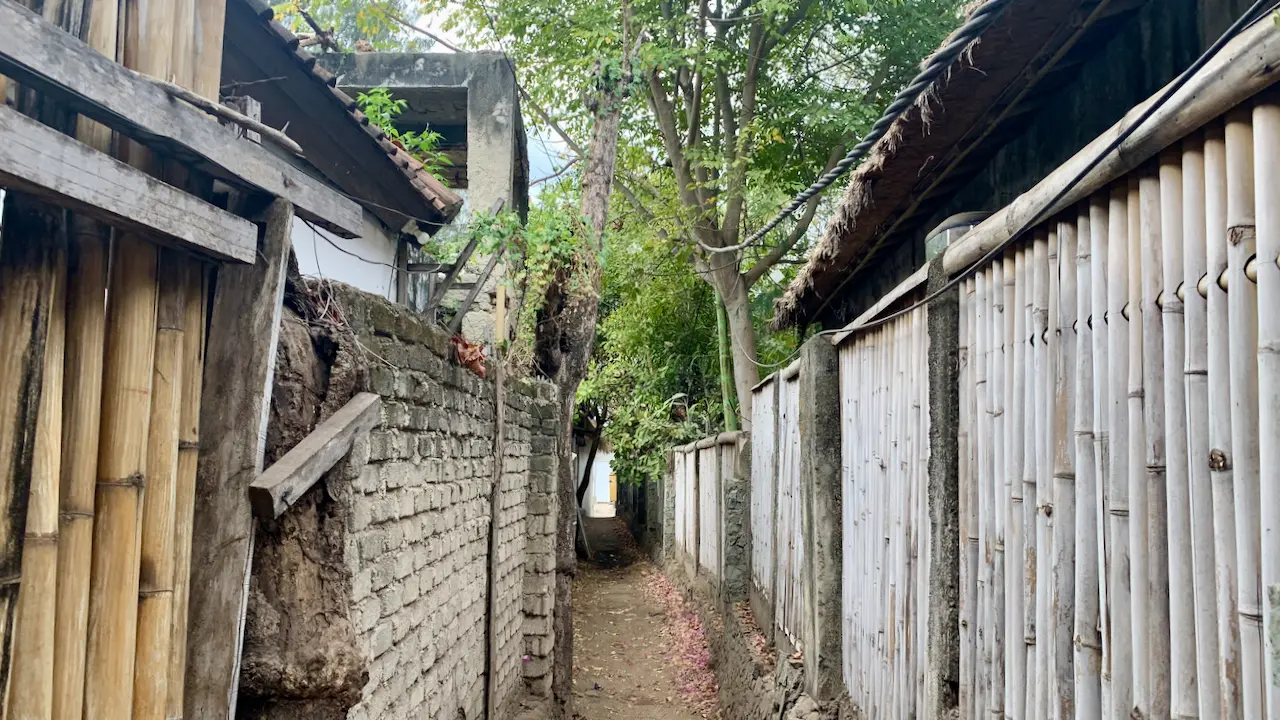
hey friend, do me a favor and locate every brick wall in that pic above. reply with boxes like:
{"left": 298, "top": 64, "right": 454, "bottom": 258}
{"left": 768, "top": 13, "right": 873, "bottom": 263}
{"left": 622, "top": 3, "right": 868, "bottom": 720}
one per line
{"left": 325, "top": 284, "right": 559, "bottom": 720}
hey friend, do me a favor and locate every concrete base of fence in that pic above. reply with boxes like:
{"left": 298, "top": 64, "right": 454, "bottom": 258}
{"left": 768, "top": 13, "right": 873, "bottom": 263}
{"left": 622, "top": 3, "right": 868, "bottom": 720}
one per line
{"left": 797, "top": 335, "right": 844, "bottom": 702}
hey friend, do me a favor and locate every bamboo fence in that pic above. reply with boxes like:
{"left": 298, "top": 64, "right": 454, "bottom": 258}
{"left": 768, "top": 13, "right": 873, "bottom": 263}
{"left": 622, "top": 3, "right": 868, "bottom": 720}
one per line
{"left": 750, "top": 378, "right": 778, "bottom": 604}
{"left": 0, "top": 0, "right": 219, "bottom": 717}
{"left": 837, "top": 304, "right": 930, "bottom": 718}
{"left": 775, "top": 374, "right": 804, "bottom": 647}
{"left": 697, "top": 443, "right": 720, "bottom": 578}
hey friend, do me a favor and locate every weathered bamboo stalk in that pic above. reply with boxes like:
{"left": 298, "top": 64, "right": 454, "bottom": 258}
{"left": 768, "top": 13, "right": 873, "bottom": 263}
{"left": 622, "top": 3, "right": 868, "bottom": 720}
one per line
{"left": 1031, "top": 232, "right": 1050, "bottom": 720}
{"left": 1075, "top": 200, "right": 1104, "bottom": 720}
{"left": 959, "top": 276, "right": 975, "bottom": 720}
{"left": 991, "top": 254, "right": 1008, "bottom": 719}
{"left": 1007, "top": 246, "right": 1026, "bottom": 720}
{"left": 1158, "top": 149, "right": 1198, "bottom": 718}
{"left": 977, "top": 265, "right": 995, "bottom": 718}
{"left": 1224, "top": 107, "right": 1264, "bottom": 720}
{"left": 133, "top": 249, "right": 187, "bottom": 719}
{"left": 1125, "top": 176, "right": 1150, "bottom": 719}
{"left": 1090, "top": 191, "right": 1114, "bottom": 718}
{"left": 1138, "top": 170, "right": 1170, "bottom": 720}
{"left": 1180, "top": 133, "right": 1224, "bottom": 720}
{"left": 6, "top": 235, "right": 65, "bottom": 720}
{"left": 1107, "top": 181, "right": 1133, "bottom": 720}
{"left": 1204, "top": 122, "right": 1244, "bottom": 720}
{"left": 83, "top": 0, "right": 175, "bottom": 710}
{"left": 51, "top": 0, "right": 118, "bottom": 712}
{"left": 1252, "top": 97, "right": 1280, "bottom": 720}
{"left": 1051, "top": 219, "right": 1076, "bottom": 720}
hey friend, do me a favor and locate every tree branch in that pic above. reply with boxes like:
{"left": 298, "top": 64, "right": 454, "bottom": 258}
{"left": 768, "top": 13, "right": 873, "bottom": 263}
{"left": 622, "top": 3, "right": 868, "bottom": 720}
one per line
{"left": 741, "top": 141, "right": 843, "bottom": 286}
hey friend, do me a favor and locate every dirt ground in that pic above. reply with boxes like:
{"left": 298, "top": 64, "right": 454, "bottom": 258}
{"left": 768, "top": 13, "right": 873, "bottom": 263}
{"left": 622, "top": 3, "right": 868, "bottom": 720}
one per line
{"left": 569, "top": 517, "right": 711, "bottom": 720}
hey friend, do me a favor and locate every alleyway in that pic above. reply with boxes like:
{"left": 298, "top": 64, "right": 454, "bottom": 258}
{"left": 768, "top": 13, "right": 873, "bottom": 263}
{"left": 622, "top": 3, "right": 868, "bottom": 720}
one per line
{"left": 571, "top": 518, "right": 717, "bottom": 719}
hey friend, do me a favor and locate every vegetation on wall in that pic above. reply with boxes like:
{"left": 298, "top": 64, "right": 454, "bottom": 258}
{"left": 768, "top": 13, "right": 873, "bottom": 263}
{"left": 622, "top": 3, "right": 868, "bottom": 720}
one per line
{"left": 355, "top": 88, "right": 452, "bottom": 182}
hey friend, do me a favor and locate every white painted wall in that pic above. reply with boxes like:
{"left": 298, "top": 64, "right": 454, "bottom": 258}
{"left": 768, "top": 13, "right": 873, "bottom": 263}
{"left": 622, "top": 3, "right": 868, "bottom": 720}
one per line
{"left": 292, "top": 212, "right": 398, "bottom": 301}
{"left": 575, "top": 443, "right": 615, "bottom": 518}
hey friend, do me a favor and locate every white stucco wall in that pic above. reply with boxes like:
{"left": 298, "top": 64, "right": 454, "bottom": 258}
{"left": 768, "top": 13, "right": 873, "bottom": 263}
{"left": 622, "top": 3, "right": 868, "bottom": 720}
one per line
{"left": 292, "top": 211, "right": 398, "bottom": 301}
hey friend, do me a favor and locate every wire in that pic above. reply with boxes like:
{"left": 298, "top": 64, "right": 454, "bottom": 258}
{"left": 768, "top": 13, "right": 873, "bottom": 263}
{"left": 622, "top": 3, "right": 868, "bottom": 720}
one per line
{"left": 704, "top": 0, "right": 1016, "bottom": 255}
{"left": 303, "top": 217, "right": 451, "bottom": 274}
{"left": 820, "top": 0, "right": 1278, "bottom": 339}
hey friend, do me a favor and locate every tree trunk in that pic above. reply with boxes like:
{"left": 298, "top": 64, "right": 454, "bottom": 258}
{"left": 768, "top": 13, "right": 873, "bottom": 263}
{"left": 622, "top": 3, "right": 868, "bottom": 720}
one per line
{"left": 716, "top": 298, "right": 738, "bottom": 432}
{"left": 545, "top": 94, "right": 623, "bottom": 720}
{"left": 718, "top": 272, "right": 759, "bottom": 430}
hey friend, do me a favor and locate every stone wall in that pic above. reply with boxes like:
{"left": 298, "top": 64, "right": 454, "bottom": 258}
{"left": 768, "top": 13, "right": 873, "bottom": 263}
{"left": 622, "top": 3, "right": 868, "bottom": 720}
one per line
{"left": 243, "top": 279, "right": 559, "bottom": 720}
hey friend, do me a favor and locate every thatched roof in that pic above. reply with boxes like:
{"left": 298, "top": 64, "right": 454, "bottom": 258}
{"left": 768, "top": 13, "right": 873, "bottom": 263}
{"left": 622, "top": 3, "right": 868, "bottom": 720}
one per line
{"left": 774, "top": 0, "right": 1149, "bottom": 329}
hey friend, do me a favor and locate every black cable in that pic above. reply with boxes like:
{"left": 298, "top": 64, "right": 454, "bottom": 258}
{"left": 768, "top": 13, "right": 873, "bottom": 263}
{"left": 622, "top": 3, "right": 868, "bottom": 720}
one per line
{"left": 708, "top": 0, "right": 1016, "bottom": 254}
{"left": 819, "top": 0, "right": 1277, "bottom": 339}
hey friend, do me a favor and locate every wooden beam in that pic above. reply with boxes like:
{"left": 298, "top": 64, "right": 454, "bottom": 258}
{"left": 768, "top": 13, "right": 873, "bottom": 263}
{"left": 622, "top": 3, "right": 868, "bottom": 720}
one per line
{"left": 426, "top": 198, "right": 505, "bottom": 313}
{"left": 248, "top": 392, "right": 381, "bottom": 519}
{"left": 184, "top": 199, "right": 292, "bottom": 719}
{"left": 0, "top": 103, "right": 255, "bottom": 263}
{"left": 0, "top": 0, "right": 363, "bottom": 238}
{"left": 449, "top": 243, "right": 506, "bottom": 335}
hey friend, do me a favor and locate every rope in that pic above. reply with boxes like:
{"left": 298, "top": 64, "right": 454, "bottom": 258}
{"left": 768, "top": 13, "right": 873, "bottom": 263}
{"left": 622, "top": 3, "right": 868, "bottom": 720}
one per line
{"left": 705, "top": 0, "right": 1016, "bottom": 254}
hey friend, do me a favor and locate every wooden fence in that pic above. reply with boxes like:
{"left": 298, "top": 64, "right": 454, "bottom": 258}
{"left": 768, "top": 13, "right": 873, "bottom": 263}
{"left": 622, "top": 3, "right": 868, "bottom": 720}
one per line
{"left": 750, "top": 377, "right": 778, "bottom": 607}
{"left": 837, "top": 304, "right": 931, "bottom": 718}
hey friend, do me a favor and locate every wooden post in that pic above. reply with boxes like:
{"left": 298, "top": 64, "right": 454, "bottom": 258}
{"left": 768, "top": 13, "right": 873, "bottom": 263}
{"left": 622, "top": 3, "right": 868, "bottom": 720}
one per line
{"left": 1224, "top": 107, "right": 1264, "bottom": 720}
{"left": 1204, "top": 122, "right": 1244, "bottom": 718}
{"left": 184, "top": 199, "right": 293, "bottom": 719}
{"left": 1252, "top": 96, "right": 1280, "bottom": 720}
{"left": 1180, "top": 133, "right": 1224, "bottom": 720}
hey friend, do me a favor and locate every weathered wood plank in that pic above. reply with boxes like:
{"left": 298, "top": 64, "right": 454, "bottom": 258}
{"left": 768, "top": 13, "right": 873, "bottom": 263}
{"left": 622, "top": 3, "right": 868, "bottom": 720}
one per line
{"left": 0, "top": 0, "right": 363, "bottom": 238}
{"left": 427, "top": 198, "right": 505, "bottom": 312}
{"left": 248, "top": 392, "right": 381, "bottom": 519}
{"left": 184, "top": 199, "right": 293, "bottom": 719}
{"left": 0, "top": 103, "right": 255, "bottom": 263}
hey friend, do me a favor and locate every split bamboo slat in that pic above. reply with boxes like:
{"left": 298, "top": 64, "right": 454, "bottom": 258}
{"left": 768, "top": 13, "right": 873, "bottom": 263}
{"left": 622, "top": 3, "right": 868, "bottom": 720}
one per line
{"left": 959, "top": 277, "right": 976, "bottom": 720}
{"left": 1204, "top": 122, "right": 1245, "bottom": 720}
{"left": 1107, "top": 181, "right": 1134, "bottom": 720}
{"left": 837, "top": 304, "right": 930, "bottom": 717}
{"left": 1089, "top": 190, "right": 1113, "bottom": 720}
{"left": 698, "top": 443, "right": 720, "bottom": 578}
{"left": 1050, "top": 219, "right": 1076, "bottom": 720}
{"left": 1005, "top": 246, "right": 1025, "bottom": 720}
{"left": 1254, "top": 95, "right": 1280, "bottom": 719}
{"left": 776, "top": 375, "right": 804, "bottom": 646}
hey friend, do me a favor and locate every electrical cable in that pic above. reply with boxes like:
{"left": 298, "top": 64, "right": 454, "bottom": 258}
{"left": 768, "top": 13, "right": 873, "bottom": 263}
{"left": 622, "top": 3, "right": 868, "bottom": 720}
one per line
{"left": 814, "top": 0, "right": 1279, "bottom": 340}
{"left": 705, "top": 0, "right": 1016, "bottom": 255}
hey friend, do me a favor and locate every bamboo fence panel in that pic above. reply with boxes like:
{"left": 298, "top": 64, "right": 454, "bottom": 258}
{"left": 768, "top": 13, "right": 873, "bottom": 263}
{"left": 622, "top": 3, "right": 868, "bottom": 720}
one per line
{"left": 698, "top": 443, "right": 720, "bottom": 578}
{"left": 674, "top": 449, "right": 687, "bottom": 555}
{"left": 775, "top": 374, "right": 804, "bottom": 647}
{"left": 684, "top": 449, "right": 697, "bottom": 560}
{"left": 837, "top": 303, "right": 930, "bottom": 718}
{"left": 751, "top": 379, "right": 778, "bottom": 602}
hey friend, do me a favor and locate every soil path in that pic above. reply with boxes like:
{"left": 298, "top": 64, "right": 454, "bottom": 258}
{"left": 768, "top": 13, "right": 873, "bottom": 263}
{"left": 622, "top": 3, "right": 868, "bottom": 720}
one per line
{"left": 570, "top": 517, "right": 711, "bottom": 720}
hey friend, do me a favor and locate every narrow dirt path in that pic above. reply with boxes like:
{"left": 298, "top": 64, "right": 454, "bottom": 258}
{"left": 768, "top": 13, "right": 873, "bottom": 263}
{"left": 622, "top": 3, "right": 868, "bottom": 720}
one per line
{"left": 571, "top": 517, "right": 716, "bottom": 719}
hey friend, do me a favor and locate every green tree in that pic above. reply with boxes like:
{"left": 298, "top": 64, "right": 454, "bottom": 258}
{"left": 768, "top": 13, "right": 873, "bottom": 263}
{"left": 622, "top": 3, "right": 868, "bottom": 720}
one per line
{"left": 272, "top": 0, "right": 435, "bottom": 51}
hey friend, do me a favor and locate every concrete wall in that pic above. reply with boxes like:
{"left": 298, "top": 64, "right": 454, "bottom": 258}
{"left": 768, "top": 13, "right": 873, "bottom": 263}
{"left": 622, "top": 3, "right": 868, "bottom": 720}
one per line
{"left": 249, "top": 282, "right": 560, "bottom": 720}
{"left": 292, "top": 211, "right": 399, "bottom": 302}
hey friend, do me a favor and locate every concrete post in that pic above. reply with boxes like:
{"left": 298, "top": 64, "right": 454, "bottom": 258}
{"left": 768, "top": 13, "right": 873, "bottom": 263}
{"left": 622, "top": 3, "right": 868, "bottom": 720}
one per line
{"left": 925, "top": 255, "right": 961, "bottom": 717}
{"left": 719, "top": 433, "right": 750, "bottom": 603}
{"left": 797, "top": 335, "right": 843, "bottom": 701}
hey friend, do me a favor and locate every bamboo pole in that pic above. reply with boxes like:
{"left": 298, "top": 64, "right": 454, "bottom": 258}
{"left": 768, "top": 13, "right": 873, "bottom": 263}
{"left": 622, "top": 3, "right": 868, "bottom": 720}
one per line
{"left": 1180, "top": 133, "right": 1223, "bottom": 720}
{"left": 1051, "top": 219, "right": 1076, "bottom": 720}
{"left": 133, "top": 250, "right": 187, "bottom": 719}
{"left": 83, "top": 0, "right": 175, "bottom": 709}
{"left": 1224, "top": 107, "right": 1264, "bottom": 720}
{"left": 1253, "top": 96, "right": 1280, "bottom": 720}
{"left": 959, "top": 277, "right": 975, "bottom": 720}
{"left": 1090, "top": 191, "right": 1114, "bottom": 718}
{"left": 991, "top": 254, "right": 1008, "bottom": 719}
{"left": 977, "top": 266, "right": 993, "bottom": 718}
{"left": 1204, "top": 121, "right": 1244, "bottom": 720}
{"left": 167, "top": 260, "right": 204, "bottom": 720}
{"left": 1007, "top": 246, "right": 1026, "bottom": 720}
{"left": 1158, "top": 150, "right": 1197, "bottom": 717}
{"left": 1107, "top": 181, "right": 1133, "bottom": 720}
{"left": 1138, "top": 169, "right": 1171, "bottom": 720}
{"left": 1074, "top": 201, "right": 1104, "bottom": 720}
{"left": 1031, "top": 232, "right": 1051, "bottom": 720}
{"left": 5, "top": 237, "right": 65, "bottom": 720}
{"left": 1125, "top": 176, "right": 1150, "bottom": 719}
